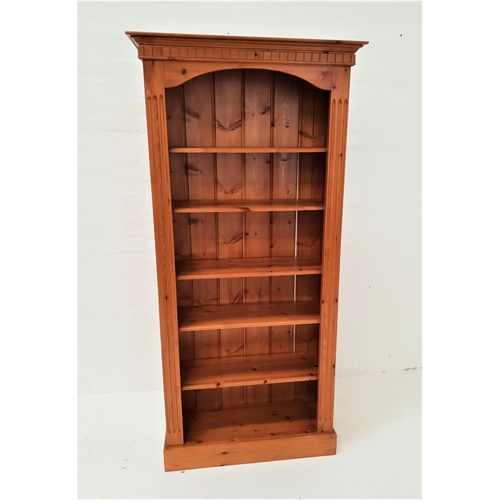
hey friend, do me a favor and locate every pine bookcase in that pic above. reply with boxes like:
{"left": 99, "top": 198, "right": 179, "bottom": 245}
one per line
{"left": 126, "top": 31, "right": 367, "bottom": 471}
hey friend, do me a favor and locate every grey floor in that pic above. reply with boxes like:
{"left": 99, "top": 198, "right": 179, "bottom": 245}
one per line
{"left": 78, "top": 370, "right": 421, "bottom": 499}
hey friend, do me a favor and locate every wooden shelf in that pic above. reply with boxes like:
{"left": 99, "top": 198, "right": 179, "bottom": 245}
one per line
{"left": 181, "top": 352, "right": 318, "bottom": 391}
{"left": 175, "top": 256, "right": 322, "bottom": 280}
{"left": 172, "top": 199, "right": 324, "bottom": 213}
{"left": 164, "top": 399, "right": 336, "bottom": 471}
{"left": 184, "top": 399, "right": 317, "bottom": 443}
{"left": 178, "top": 301, "right": 320, "bottom": 332}
{"left": 169, "top": 147, "right": 327, "bottom": 153}
{"left": 129, "top": 30, "right": 366, "bottom": 471}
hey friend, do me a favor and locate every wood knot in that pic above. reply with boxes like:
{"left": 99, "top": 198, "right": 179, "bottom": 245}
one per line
{"left": 181, "top": 68, "right": 187, "bottom": 75}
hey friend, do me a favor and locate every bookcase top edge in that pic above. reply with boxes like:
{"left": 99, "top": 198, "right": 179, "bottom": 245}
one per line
{"left": 125, "top": 31, "right": 369, "bottom": 53}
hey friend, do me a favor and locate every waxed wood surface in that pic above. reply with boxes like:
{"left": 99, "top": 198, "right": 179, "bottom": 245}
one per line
{"left": 295, "top": 82, "right": 328, "bottom": 401}
{"left": 243, "top": 70, "right": 273, "bottom": 404}
{"left": 184, "top": 74, "right": 220, "bottom": 410}
{"left": 184, "top": 399, "right": 317, "bottom": 443}
{"left": 175, "top": 256, "right": 321, "bottom": 280}
{"left": 317, "top": 66, "right": 351, "bottom": 432}
{"left": 172, "top": 199, "right": 324, "bottom": 213}
{"left": 167, "top": 70, "right": 327, "bottom": 412}
{"left": 178, "top": 301, "right": 320, "bottom": 332}
{"left": 131, "top": 32, "right": 364, "bottom": 467}
{"left": 164, "top": 429, "right": 336, "bottom": 471}
{"left": 181, "top": 352, "right": 318, "bottom": 391}
{"left": 169, "top": 147, "right": 327, "bottom": 153}
{"left": 269, "top": 73, "right": 300, "bottom": 402}
{"left": 215, "top": 70, "right": 245, "bottom": 407}
{"left": 143, "top": 60, "right": 184, "bottom": 445}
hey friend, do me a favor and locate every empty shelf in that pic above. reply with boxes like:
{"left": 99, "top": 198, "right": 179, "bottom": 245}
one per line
{"left": 183, "top": 399, "right": 318, "bottom": 444}
{"left": 177, "top": 301, "right": 320, "bottom": 332}
{"left": 169, "top": 147, "right": 327, "bottom": 153}
{"left": 181, "top": 352, "right": 318, "bottom": 391}
{"left": 175, "top": 256, "right": 322, "bottom": 280}
{"left": 172, "top": 199, "right": 324, "bottom": 213}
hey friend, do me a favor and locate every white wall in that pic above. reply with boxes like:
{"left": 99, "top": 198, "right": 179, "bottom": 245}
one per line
{"left": 78, "top": 1, "right": 421, "bottom": 394}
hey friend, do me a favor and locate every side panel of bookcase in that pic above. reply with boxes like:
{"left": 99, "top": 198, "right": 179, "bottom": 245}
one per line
{"left": 317, "top": 67, "right": 351, "bottom": 433}
{"left": 143, "top": 60, "right": 184, "bottom": 445}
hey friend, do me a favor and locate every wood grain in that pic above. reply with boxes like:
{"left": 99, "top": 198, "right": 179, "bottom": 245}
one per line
{"left": 175, "top": 256, "right": 321, "bottom": 280}
{"left": 317, "top": 66, "right": 351, "bottom": 433}
{"left": 214, "top": 70, "right": 245, "bottom": 407}
{"left": 184, "top": 399, "right": 317, "bottom": 442}
{"left": 165, "top": 398, "right": 335, "bottom": 471}
{"left": 164, "top": 431, "right": 336, "bottom": 471}
{"left": 126, "top": 30, "right": 368, "bottom": 52}
{"left": 181, "top": 352, "right": 318, "bottom": 391}
{"left": 170, "top": 147, "right": 326, "bottom": 153}
{"left": 130, "top": 31, "right": 367, "bottom": 470}
{"left": 184, "top": 73, "right": 220, "bottom": 410}
{"left": 165, "top": 84, "right": 196, "bottom": 410}
{"left": 270, "top": 72, "right": 300, "bottom": 402}
{"left": 162, "top": 61, "right": 338, "bottom": 90}
{"left": 172, "top": 199, "right": 324, "bottom": 213}
{"left": 243, "top": 69, "right": 273, "bottom": 404}
{"left": 295, "top": 81, "right": 328, "bottom": 401}
{"left": 143, "top": 60, "right": 184, "bottom": 445}
{"left": 178, "top": 301, "right": 320, "bottom": 332}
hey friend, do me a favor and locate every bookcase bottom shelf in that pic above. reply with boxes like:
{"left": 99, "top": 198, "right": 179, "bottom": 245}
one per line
{"left": 164, "top": 400, "right": 336, "bottom": 471}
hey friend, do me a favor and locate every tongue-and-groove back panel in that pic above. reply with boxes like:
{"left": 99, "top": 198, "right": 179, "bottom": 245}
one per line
{"left": 166, "top": 69, "right": 327, "bottom": 410}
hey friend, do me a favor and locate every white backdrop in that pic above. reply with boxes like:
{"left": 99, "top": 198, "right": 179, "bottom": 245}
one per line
{"left": 78, "top": 1, "right": 421, "bottom": 395}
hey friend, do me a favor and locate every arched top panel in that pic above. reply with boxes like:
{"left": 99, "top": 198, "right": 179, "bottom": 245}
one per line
{"left": 164, "top": 67, "right": 331, "bottom": 151}
{"left": 126, "top": 31, "right": 368, "bottom": 92}
{"left": 162, "top": 61, "right": 335, "bottom": 91}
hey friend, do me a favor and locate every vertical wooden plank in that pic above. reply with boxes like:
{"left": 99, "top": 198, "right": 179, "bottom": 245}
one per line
{"left": 244, "top": 69, "right": 272, "bottom": 404}
{"left": 270, "top": 73, "right": 300, "bottom": 402}
{"left": 165, "top": 84, "right": 191, "bottom": 284}
{"left": 273, "top": 73, "right": 301, "bottom": 146}
{"left": 293, "top": 381, "right": 317, "bottom": 402}
{"left": 294, "top": 154, "right": 323, "bottom": 401}
{"left": 214, "top": 70, "right": 245, "bottom": 407}
{"left": 317, "top": 67, "right": 351, "bottom": 433}
{"left": 184, "top": 73, "right": 220, "bottom": 410}
{"left": 193, "top": 330, "right": 219, "bottom": 410}
{"left": 299, "top": 81, "right": 329, "bottom": 148}
{"left": 167, "top": 84, "right": 190, "bottom": 257}
{"left": 166, "top": 84, "right": 196, "bottom": 410}
{"left": 295, "top": 154, "right": 324, "bottom": 331}
{"left": 142, "top": 60, "right": 184, "bottom": 445}
{"left": 295, "top": 83, "right": 328, "bottom": 401}
{"left": 166, "top": 83, "right": 191, "bottom": 287}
